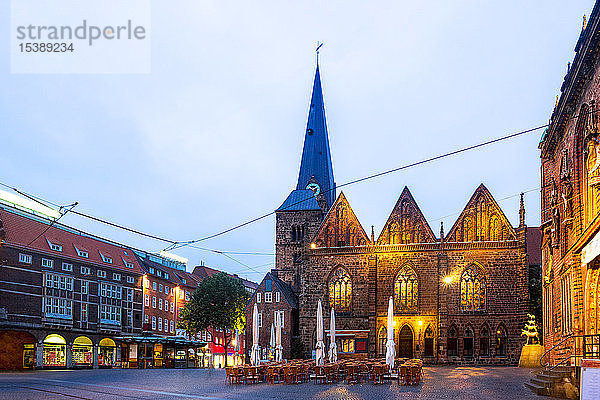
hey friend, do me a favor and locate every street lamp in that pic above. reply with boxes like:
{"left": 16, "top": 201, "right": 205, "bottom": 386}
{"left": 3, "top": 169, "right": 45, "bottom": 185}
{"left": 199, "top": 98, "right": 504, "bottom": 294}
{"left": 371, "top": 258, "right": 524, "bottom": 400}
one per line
{"left": 443, "top": 276, "right": 454, "bottom": 284}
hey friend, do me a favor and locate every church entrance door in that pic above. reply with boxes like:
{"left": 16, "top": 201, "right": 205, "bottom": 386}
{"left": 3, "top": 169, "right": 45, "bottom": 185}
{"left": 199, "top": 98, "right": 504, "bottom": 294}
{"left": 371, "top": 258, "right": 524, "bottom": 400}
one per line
{"left": 398, "top": 325, "right": 413, "bottom": 359}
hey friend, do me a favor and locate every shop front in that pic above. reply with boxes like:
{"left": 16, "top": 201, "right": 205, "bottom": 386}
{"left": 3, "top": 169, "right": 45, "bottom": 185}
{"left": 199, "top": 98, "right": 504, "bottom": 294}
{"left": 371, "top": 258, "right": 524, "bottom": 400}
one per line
{"left": 114, "top": 335, "right": 206, "bottom": 369}
{"left": 98, "top": 338, "right": 116, "bottom": 368}
{"left": 153, "top": 343, "right": 164, "bottom": 368}
{"left": 0, "top": 330, "right": 36, "bottom": 370}
{"left": 120, "top": 342, "right": 138, "bottom": 368}
{"left": 43, "top": 334, "right": 67, "bottom": 368}
{"left": 72, "top": 336, "right": 93, "bottom": 368}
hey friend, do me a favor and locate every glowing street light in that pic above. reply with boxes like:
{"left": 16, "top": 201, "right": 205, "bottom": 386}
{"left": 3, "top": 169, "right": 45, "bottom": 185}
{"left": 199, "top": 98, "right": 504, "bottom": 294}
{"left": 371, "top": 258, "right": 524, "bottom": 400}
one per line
{"left": 443, "top": 276, "right": 454, "bottom": 284}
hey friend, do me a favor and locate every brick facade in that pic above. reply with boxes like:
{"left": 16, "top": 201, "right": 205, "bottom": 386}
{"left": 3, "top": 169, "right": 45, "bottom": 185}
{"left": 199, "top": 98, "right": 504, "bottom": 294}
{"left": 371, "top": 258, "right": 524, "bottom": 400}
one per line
{"left": 539, "top": 1, "right": 600, "bottom": 365}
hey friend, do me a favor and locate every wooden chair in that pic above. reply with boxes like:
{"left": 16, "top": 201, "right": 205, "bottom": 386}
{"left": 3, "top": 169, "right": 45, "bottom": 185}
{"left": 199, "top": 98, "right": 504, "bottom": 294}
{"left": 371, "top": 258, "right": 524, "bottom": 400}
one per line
{"left": 358, "top": 363, "right": 370, "bottom": 383}
{"left": 372, "top": 364, "right": 386, "bottom": 384}
{"left": 313, "top": 365, "right": 326, "bottom": 384}
{"left": 411, "top": 365, "right": 421, "bottom": 385}
{"left": 346, "top": 364, "right": 358, "bottom": 384}
{"left": 225, "top": 367, "right": 234, "bottom": 384}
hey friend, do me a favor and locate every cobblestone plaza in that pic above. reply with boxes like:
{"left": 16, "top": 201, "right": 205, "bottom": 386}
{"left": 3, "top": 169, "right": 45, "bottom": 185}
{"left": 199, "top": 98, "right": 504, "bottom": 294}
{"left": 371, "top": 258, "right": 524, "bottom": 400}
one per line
{"left": 0, "top": 367, "right": 540, "bottom": 399}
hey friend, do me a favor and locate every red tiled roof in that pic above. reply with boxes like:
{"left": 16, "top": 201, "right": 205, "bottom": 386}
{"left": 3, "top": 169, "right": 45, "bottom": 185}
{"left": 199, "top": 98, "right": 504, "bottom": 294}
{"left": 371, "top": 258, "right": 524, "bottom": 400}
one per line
{"left": 0, "top": 206, "right": 143, "bottom": 274}
{"left": 192, "top": 265, "right": 257, "bottom": 289}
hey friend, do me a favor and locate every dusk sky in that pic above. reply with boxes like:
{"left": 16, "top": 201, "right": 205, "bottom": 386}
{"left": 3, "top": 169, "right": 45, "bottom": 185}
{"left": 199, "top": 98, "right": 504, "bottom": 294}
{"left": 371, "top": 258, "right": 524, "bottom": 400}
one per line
{"left": 1, "top": 1, "right": 594, "bottom": 281}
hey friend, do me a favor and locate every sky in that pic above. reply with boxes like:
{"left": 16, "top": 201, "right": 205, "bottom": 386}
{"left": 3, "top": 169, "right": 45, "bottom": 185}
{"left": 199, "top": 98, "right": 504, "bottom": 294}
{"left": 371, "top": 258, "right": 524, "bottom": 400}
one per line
{"left": 0, "top": 1, "right": 595, "bottom": 281}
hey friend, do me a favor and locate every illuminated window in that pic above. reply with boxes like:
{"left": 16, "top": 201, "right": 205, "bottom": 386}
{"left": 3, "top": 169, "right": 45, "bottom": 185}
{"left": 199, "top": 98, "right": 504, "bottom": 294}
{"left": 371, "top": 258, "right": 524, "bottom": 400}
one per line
{"left": 378, "top": 327, "right": 387, "bottom": 356}
{"left": 328, "top": 267, "right": 352, "bottom": 312}
{"left": 489, "top": 216, "right": 500, "bottom": 241}
{"left": 394, "top": 265, "right": 418, "bottom": 312}
{"left": 496, "top": 325, "right": 507, "bottom": 356}
{"left": 460, "top": 264, "right": 486, "bottom": 312}
{"left": 463, "top": 218, "right": 474, "bottom": 241}
{"left": 338, "top": 338, "right": 354, "bottom": 353}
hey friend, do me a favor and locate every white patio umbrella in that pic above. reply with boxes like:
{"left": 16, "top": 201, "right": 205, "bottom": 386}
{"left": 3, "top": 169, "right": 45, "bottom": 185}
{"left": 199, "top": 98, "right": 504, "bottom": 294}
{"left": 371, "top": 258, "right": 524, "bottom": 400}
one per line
{"left": 269, "top": 323, "right": 275, "bottom": 360}
{"left": 250, "top": 303, "right": 261, "bottom": 366}
{"left": 328, "top": 307, "right": 337, "bottom": 363}
{"left": 385, "top": 296, "right": 396, "bottom": 372}
{"left": 234, "top": 329, "right": 240, "bottom": 365}
{"left": 275, "top": 312, "right": 283, "bottom": 362}
{"left": 315, "top": 300, "right": 325, "bottom": 366}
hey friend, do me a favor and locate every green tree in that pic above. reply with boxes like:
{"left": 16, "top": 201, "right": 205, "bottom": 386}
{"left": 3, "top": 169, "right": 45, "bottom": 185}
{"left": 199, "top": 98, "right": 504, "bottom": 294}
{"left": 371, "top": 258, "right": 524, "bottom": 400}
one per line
{"left": 177, "top": 272, "right": 250, "bottom": 367}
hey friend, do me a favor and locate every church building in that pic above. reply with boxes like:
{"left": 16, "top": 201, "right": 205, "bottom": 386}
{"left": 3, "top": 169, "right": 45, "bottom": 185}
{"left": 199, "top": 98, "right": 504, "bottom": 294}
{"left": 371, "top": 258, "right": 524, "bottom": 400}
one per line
{"left": 246, "top": 60, "right": 534, "bottom": 364}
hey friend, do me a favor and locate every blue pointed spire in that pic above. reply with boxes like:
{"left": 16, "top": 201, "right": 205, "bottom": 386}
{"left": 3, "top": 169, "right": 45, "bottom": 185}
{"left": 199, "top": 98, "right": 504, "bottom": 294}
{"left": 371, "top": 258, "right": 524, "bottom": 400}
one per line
{"left": 296, "top": 62, "right": 336, "bottom": 208}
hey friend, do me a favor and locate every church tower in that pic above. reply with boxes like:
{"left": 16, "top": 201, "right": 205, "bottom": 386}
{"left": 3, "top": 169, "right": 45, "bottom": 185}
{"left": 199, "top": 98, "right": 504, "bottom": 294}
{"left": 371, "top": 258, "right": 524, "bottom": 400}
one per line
{"left": 275, "top": 59, "right": 335, "bottom": 291}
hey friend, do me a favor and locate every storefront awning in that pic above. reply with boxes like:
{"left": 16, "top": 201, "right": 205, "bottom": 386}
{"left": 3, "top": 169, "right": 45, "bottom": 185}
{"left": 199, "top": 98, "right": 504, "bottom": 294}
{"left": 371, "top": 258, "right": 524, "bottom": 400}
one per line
{"left": 114, "top": 335, "right": 207, "bottom": 347}
{"left": 582, "top": 229, "right": 600, "bottom": 266}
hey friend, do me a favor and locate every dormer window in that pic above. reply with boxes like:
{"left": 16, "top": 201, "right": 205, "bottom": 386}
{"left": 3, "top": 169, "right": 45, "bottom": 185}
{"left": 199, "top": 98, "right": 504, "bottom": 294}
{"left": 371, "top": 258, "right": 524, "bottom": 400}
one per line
{"left": 149, "top": 267, "right": 155, "bottom": 274}
{"left": 164, "top": 273, "right": 169, "bottom": 280}
{"left": 99, "top": 252, "right": 112, "bottom": 264}
{"left": 124, "top": 260, "right": 134, "bottom": 268}
{"left": 181, "top": 278, "right": 186, "bottom": 284}
{"left": 74, "top": 246, "right": 88, "bottom": 258}
{"left": 46, "top": 239, "right": 62, "bottom": 252}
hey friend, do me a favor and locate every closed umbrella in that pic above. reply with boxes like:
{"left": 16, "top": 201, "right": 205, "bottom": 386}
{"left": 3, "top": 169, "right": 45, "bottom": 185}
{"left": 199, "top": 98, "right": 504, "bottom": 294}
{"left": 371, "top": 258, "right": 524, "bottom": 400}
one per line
{"left": 275, "top": 312, "right": 283, "bottom": 362}
{"left": 328, "top": 307, "right": 337, "bottom": 363}
{"left": 385, "top": 296, "right": 396, "bottom": 372}
{"left": 250, "top": 303, "right": 260, "bottom": 366}
{"left": 315, "top": 300, "right": 325, "bottom": 366}
{"left": 269, "top": 323, "right": 275, "bottom": 360}
{"left": 234, "top": 329, "right": 240, "bottom": 365}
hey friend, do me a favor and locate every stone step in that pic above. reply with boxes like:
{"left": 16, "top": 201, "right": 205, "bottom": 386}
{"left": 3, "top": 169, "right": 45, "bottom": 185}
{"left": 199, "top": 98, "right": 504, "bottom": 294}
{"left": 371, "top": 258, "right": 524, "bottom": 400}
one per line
{"left": 524, "top": 382, "right": 549, "bottom": 396}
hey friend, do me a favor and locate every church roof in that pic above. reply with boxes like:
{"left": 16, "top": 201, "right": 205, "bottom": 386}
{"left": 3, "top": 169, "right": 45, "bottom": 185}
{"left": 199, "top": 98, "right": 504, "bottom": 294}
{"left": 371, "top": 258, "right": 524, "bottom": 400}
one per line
{"left": 296, "top": 63, "right": 336, "bottom": 208}
{"left": 277, "top": 189, "right": 321, "bottom": 211}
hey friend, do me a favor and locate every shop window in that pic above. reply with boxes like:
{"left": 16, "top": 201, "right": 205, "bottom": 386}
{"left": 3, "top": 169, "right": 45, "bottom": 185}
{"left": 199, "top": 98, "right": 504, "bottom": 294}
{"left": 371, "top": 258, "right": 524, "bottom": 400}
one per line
{"left": 72, "top": 336, "right": 93, "bottom": 367}
{"left": 338, "top": 338, "right": 354, "bottom": 353}
{"left": 328, "top": 267, "right": 352, "bottom": 313}
{"left": 98, "top": 338, "right": 116, "bottom": 367}
{"left": 43, "top": 334, "right": 66, "bottom": 367}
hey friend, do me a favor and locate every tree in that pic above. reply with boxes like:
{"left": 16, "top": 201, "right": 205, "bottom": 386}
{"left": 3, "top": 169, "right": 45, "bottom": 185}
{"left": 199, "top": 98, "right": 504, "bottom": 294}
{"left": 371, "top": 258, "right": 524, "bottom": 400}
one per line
{"left": 177, "top": 272, "right": 250, "bottom": 367}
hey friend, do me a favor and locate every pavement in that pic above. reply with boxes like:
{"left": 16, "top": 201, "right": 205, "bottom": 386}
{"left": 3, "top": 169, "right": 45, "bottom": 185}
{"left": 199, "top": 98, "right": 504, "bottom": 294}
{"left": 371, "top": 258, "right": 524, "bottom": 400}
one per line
{"left": 0, "top": 366, "right": 541, "bottom": 400}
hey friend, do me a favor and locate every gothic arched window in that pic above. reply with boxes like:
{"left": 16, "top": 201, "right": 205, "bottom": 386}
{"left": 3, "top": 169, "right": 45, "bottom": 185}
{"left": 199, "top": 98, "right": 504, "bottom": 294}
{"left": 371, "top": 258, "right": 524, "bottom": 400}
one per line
{"left": 401, "top": 200, "right": 412, "bottom": 243}
{"left": 480, "top": 325, "right": 490, "bottom": 356}
{"left": 476, "top": 199, "right": 487, "bottom": 241}
{"left": 463, "top": 218, "right": 474, "bottom": 242}
{"left": 496, "top": 325, "right": 507, "bottom": 356}
{"left": 460, "top": 264, "right": 486, "bottom": 312}
{"left": 463, "top": 327, "right": 474, "bottom": 357}
{"left": 378, "top": 327, "right": 387, "bottom": 356}
{"left": 489, "top": 216, "right": 500, "bottom": 241}
{"left": 389, "top": 222, "right": 400, "bottom": 245}
{"left": 329, "top": 268, "right": 352, "bottom": 312}
{"left": 394, "top": 266, "right": 418, "bottom": 312}
{"left": 447, "top": 325, "right": 458, "bottom": 356}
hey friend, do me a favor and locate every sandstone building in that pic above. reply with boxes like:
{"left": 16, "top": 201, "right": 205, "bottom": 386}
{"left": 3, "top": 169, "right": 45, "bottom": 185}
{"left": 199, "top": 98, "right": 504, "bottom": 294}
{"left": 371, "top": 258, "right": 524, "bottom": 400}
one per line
{"left": 247, "top": 61, "right": 537, "bottom": 364}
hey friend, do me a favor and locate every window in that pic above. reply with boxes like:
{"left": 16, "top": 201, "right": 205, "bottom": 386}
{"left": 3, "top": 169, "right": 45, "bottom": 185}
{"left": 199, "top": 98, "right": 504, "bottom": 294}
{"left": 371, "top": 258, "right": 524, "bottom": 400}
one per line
{"left": 127, "top": 310, "right": 133, "bottom": 327}
{"left": 145, "top": 294, "right": 149, "bottom": 307}
{"left": 447, "top": 326, "right": 458, "bottom": 356}
{"left": 81, "top": 303, "right": 88, "bottom": 322}
{"left": 265, "top": 292, "right": 272, "bottom": 303}
{"left": 394, "top": 265, "right": 418, "bottom": 312}
{"left": 170, "top": 320, "right": 174, "bottom": 333}
{"left": 62, "top": 262, "right": 73, "bottom": 272}
{"left": 81, "top": 266, "right": 91, "bottom": 275}
{"left": 258, "top": 312, "right": 263, "bottom": 328}
{"left": 460, "top": 264, "right": 486, "bottom": 312}
{"left": 99, "top": 252, "right": 112, "bottom": 264}
{"left": 424, "top": 326, "right": 434, "bottom": 357}
{"left": 126, "top": 288, "right": 133, "bottom": 302}
{"left": 145, "top": 314, "right": 149, "bottom": 324}
{"left": 463, "top": 327, "right": 474, "bottom": 357}
{"left": 127, "top": 276, "right": 134, "bottom": 284}
{"left": 97, "top": 270, "right": 106, "bottom": 278}
{"left": 149, "top": 267, "right": 155, "bottom": 274}
{"left": 170, "top": 301, "right": 174, "bottom": 313}
{"left": 113, "top": 273, "right": 121, "bottom": 281}
{"left": 339, "top": 338, "right": 354, "bottom": 353}
{"left": 158, "top": 318, "right": 162, "bottom": 331}
{"left": 144, "top": 279, "right": 149, "bottom": 289}
{"left": 274, "top": 310, "right": 284, "bottom": 328}
{"left": 328, "top": 267, "right": 352, "bottom": 312}
{"left": 45, "top": 273, "right": 74, "bottom": 291}
{"left": 124, "top": 261, "right": 134, "bottom": 268}
{"left": 257, "top": 293, "right": 261, "bottom": 303}
{"left": 45, "top": 297, "right": 72, "bottom": 319}
{"left": 74, "top": 246, "right": 88, "bottom": 258}
{"left": 275, "top": 291, "right": 280, "bottom": 303}
{"left": 164, "top": 273, "right": 169, "bottom": 280}
{"left": 265, "top": 279, "right": 272, "bottom": 291}
{"left": 47, "top": 239, "right": 63, "bottom": 252}
{"left": 159, "top": 284, "right": 163, "bottom": 293}
{"left": 19, "top": 253, "right": 32, "bottom": 264}
{"left": 81, "top": 280, "right": 88, "bottom": 295}
{"left": 157, "top": 270, "right": 162, "bottom": 277}
{"left": 180, "top": 278, "right": 186, "bottom": 284}
{"left": 41, "top": 258, "right": 54, "bottom": 268}
{"left": 496, "top": 326, "right": 507, "bottom": 356}
{"left": 152, "top": 282, "right": 157, "bottom": 291}
{"left": 561, "top": 274, "right": 573, "bottom": 334}
{"left": 99, "top": 282, "right": 121, "bottom": 299}
{"left": 152, "top": 316, "right": 156, "bottom": 330}
{"left": 165, "top": 320, "right": 169, "bottom": 332}
{"left": 159, "top": 298, "right": 163, "bottom": 310}
{"left": 378, "top": 327, "right": 387, "bottom": 356}
{"left": 165, "top": 285, "right": 169, "bottom": 295}
{"left": 480, "top": 327, "right": 490, "bottom": 356}
{"left": 152, "top": 297, "right": 156, "bottom": 308}
{"left": 185, "top": 292, "right": 190, "bottom": 301}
